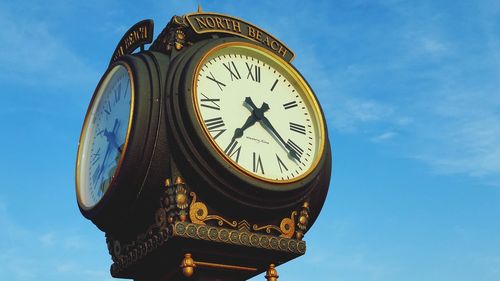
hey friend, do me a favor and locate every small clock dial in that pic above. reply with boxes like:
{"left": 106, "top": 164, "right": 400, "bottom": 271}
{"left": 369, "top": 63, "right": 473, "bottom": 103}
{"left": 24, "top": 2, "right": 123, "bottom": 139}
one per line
{"left": 193, "top": 43, "right": 324, "bottom": 183}
{"left": 77, "top": 64, "right": 133, "bottom": 208}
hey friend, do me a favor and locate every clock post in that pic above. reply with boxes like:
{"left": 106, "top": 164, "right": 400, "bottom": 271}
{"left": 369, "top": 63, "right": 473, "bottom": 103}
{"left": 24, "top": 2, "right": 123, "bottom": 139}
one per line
{"left": 75, "top": 8, "right": 331, "bottom": 281}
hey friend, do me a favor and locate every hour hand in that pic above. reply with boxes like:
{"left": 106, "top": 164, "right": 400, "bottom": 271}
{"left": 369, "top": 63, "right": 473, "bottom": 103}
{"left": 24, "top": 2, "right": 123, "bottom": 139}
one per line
{"left": 232, "top": 114, "right": 257, "bottom": 140}
{"left": 244, "top": 97, "right": 257, "bottom": 110}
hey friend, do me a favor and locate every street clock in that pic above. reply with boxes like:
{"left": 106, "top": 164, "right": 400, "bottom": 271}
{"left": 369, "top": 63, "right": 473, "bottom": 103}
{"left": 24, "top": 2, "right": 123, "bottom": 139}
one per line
{"left": 75, "top": 11, "right": 331, "bottom": 281}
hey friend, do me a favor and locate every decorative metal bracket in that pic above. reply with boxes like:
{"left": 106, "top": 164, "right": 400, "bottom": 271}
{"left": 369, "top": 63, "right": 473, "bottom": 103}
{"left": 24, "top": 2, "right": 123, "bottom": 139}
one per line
{"left": 107, "top": 176, "right": 309, "bottom": 277}
{"left": 180, "top": 253, "right": 258, "bottom": 278}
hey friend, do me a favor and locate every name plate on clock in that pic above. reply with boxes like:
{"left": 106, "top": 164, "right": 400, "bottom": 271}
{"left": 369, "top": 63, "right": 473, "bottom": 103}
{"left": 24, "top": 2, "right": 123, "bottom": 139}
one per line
{"left": 186, "top": 12, "right": 295, "bottom": 62}
{"left": 109, "top": 19, "right": 154, "bottom": 65}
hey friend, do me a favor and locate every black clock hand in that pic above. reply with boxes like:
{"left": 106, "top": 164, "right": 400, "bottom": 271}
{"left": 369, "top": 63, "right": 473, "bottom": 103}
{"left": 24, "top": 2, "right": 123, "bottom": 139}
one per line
{"left": 94, "top": 140, "right": 112, "bottom": 188}
{"left": 94, "top": 119, "right": 121, "bottom": 188}
{"left": 230, "top": 102, "right": 270, "bottom": 141}
{"left": 232, "top": 115, "right": 257, "bottom": 140}
{"left": 259, "top": 114, "right": 300, "bottom": 162}
{"left": 103, "top": 120, "right": 123, "bottom": 153}
{"left": 244, "top": 97, "right": 300, "bottom": 161}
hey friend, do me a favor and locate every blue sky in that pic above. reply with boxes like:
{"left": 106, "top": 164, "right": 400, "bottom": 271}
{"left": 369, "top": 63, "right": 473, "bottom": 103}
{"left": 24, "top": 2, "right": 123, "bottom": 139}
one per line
{"left": 1, "top": 0, "right": 499, "bottom": 280}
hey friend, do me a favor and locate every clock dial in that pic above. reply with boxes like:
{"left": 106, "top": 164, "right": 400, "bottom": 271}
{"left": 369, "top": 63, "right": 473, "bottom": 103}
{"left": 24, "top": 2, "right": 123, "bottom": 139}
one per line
{"left": 193, "top": 42, "right": 324, "bottom": 183}
{"left": 76, "top": 64, "right": 133, "bottom": 209}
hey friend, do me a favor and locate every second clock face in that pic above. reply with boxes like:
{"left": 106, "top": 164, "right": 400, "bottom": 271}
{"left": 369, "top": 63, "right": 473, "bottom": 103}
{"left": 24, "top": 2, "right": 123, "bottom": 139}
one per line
{"left": 193, "top": 42, "right": 324, "bottom": 183}
{"left": 76, "top": 64, "right": 132, "bottom": 209}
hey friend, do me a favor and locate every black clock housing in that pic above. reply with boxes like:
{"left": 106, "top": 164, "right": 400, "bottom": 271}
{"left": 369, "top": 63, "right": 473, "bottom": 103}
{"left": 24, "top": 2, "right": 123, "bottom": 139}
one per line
{"left": 77, "top": 51, "right": 172, "bottom": 236}
{"left": 164, "top": 37, "right": 331, "bottom": 224}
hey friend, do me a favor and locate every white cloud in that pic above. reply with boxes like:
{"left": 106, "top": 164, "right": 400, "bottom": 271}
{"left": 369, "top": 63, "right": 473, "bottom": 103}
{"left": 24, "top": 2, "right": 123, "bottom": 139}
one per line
{"left": 40, "top": 232, "right": 56, "bottom": 247}
{"left": 371, "top": 131, "right": 396, "bottom": 142}
{"left": 0, "top": 3, "right": 97, "bottom": 90}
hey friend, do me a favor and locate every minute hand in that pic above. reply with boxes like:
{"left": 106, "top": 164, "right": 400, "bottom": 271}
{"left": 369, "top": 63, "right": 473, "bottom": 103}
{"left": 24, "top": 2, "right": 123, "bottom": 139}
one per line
{"left": 258, "top": 115, "right": 300, "bottom": 161}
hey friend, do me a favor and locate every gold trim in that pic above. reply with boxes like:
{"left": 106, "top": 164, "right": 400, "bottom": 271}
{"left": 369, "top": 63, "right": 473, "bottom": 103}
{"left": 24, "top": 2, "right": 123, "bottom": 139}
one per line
{"left": 180, "top": 252, "right": 257, "bottom": 277}
{"left": 181, "top": 253, "right": 195, "bottom": 277}
{"left": 195, "top": 261, "right": 257, "bottom": 272}
{"left": 265, "top": 264, "right": 279, "bottom": 281}
{"left": 189, "top": 192, "right": 238, "bottom": 227}
{"left": 192, "top": 41, "right": 326, "bottom": 184}
{"left": 252, "top": 211, "right": 296, "bottom": 238}
{"left": 75, "top": 62, "right": 135, "bottom": 210}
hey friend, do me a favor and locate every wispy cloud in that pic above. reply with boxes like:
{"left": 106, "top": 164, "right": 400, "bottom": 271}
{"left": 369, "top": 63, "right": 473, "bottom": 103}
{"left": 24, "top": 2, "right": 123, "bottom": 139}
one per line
{"left": 0, "top": 2, "right": 97, "bottom": 90}
{"left": 0, "top": 199, "right": 111, "bottom": 281}
{"left": 371, "top": 131, "right": 396, "bottom": 142}
{"left": 239, "top": 0, "right": 500, "bottom": 182}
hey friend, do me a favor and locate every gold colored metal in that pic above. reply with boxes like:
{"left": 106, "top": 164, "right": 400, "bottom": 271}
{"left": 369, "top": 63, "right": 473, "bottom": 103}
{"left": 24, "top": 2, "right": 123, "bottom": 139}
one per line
{"left": 180, "top": 252, "right": 257, "bottom": 275}
{"left": 197, "top": 3, "right": 202, "bottom": 13}
{"left": 188, "top": 192, "right": 208, "bottom": 224}
{"left": 181, "top": 253, "right": 196, "bottom": 277}
{"left": 164, "top": 178, "right": 172, "bottom": 187}
{"left": 237, "top": 220, "right": 251, "bottom": 231}
{"left": 253, "top": 211, "right": 296, "bottom": 238}
{"left": 75, "top": 62, "right": 135, "bottom": 210}
{"left": 279, "top": 211, "right": 296, "bottom": 238}
{"left": 252, "top": 224, "right": 280, "bottom": 234}
{"left": 174, "top": 176, "right": 185, "bottom": 185}
{"left": 265, "top": 264, "right": 279, "bottom": 281}
{"left": 175, "top": 185, "right": 189, "bottom": 209}
{"left": 296, "top": 201, "right": 310, "bottom": 240}
{"left": 188, "top": 192, "right": 238, "bottom": 227}
{"left": 295, "top": 231, "right": 303, "bottom": 240}
{"left": 191, "top": 41, "right": 326, "bottom": 184}
{"left": 195, "top": 261, "right": 257, "bottom": 272}
{"left": 176, "top": 193, "right": 187, "bottom": 207}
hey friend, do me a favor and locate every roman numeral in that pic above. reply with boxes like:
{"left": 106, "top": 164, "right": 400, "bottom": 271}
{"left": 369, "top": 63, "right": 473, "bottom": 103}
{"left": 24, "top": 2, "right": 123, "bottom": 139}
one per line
{"left": 90, "top": 148, "right": 101, "bottom": 166}
{"left": 206, "top": 72, "right": 226, "bottom": 91}
{"left": 287, "top": 139, "right": 304, "bottom": 159}
{"left": 253, "top": 152, "right": 264, "bottom": 174}
{"left": 224, "top": 140, "right": 242, "bottom": 163}
{"left": 276, "top": 154, "right": 288, "bottom": 173}
{"left": 222, "top": 61, "right": 241, "bottom": 81}
{"left": 289, "top": 122, "right": 306, "bottom": 135}
{"left": 245, "top": 62, "right": 261, "bottom": 82}
{"left": 104, "top": 100, "right": 111, "bottom": 115}
{"left": 114, "top": 83, "right": 121, "bottom": 103}
{"left": 91, "top": 166, "right": 101, "bottom": 185}
{"left": 204, "top": 117, "right": 226, "bottom": 139}
{"left": 270, "top": 79, "right": 278, "bottom": 91}
{"left": 199, "top": 93, "right": 221, "bottom": 110}
{"left": 283, "top": 101, "right": 298, "bottom": 110}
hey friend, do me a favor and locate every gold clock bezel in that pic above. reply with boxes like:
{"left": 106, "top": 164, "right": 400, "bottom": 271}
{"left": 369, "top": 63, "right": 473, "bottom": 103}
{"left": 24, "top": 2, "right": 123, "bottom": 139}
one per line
{"left": 75, "top": 62, "right": 135, "bottom": 210}
{"left": 192, "top": 41, "right": 326, "bottom": 184}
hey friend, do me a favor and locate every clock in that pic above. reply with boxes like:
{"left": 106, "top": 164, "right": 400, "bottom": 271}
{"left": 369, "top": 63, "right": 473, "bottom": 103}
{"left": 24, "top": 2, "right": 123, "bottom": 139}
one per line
{"left": 76, "top": 63, "right": 132, "bottom": 209}
{"left": 166, "top": 38, "right": 331, "bottom": 214}
{"left": 76, "top": 53, "right": 170, "bottom": 234}
{"left": 193, "top": 41, "right": 324, "bottom": 183}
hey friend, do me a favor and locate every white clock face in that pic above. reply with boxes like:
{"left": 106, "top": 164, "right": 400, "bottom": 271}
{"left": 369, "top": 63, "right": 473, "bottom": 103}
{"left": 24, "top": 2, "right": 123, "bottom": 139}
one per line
{"left": 193, "top": 43, "right": 324, "bottom": 183}
{"left": 76, "top": 64, "right": 133, "bottom": 209}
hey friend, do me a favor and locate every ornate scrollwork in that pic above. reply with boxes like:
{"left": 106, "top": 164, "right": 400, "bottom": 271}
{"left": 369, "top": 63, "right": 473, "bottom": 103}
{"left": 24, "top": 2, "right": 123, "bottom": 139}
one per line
{"left": 108, "top": 177, "right": 311, "bottom": 277}
{"left": 252, "top": 211, "right": 297, "bottom": 238}
{"left": 149, "top": 15, "right": 191, "bottom": 53}
{"left": 188, "top": 192, "right": 237, "bottom": 227}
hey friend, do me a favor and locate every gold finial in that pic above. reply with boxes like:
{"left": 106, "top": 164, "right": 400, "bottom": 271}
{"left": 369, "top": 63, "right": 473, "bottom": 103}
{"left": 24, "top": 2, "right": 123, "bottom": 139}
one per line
{"left": 265, "top": 264, "right": 279, "bottom": 281}
{"left": 174, "top": 176, "right": 185, "bottom": 185}
{"left": 197, "top": 3, "right": 202, "bottom": 13}
{"left": 181, "top": 253, "right": 196, "bottom": 277}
